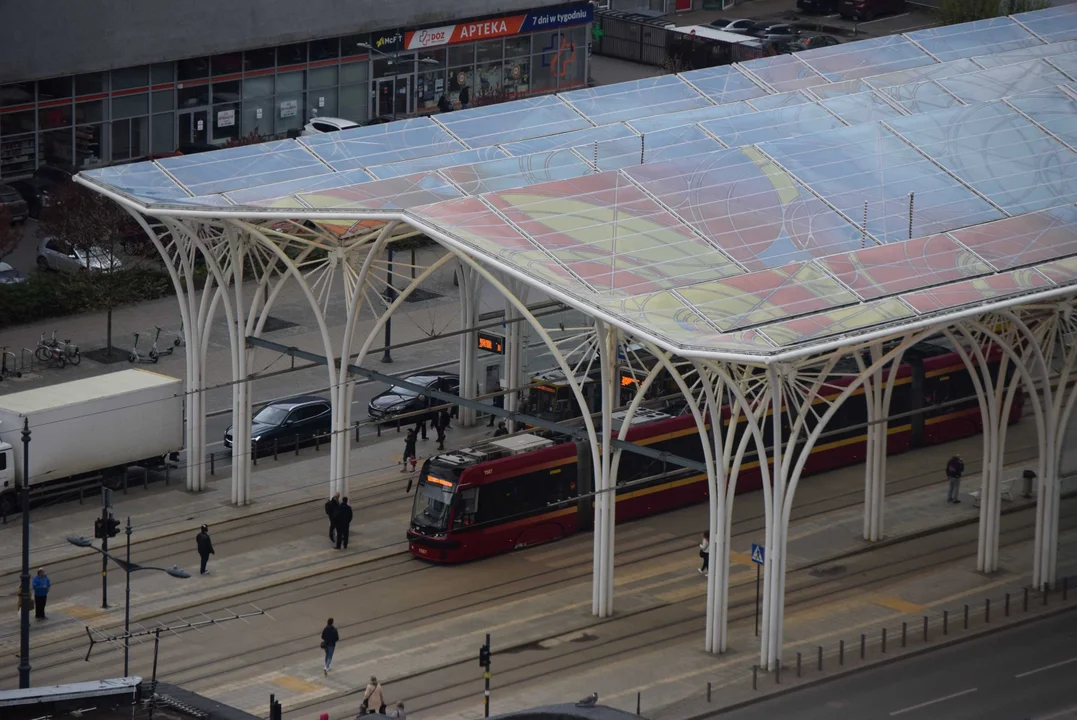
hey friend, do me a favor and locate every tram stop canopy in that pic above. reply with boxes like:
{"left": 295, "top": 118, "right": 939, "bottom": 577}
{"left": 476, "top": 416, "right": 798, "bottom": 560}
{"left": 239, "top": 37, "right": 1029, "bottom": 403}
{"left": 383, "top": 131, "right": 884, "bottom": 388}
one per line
{"left": 78, "top": 6, "right": 1077, "bottom": 362}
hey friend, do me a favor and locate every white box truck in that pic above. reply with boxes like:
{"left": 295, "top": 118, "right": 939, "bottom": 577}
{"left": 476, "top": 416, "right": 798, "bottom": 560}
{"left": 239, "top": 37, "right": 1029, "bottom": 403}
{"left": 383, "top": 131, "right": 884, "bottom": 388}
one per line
{"left": 0, "top": 369, "right": 184, "bottom": 514}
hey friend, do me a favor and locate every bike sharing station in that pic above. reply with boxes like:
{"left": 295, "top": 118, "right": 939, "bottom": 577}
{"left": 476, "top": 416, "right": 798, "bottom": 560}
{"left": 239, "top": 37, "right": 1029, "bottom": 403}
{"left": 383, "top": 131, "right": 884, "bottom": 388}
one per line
{"left": 70, "top": 6, "right": 1077, "bottom": 671}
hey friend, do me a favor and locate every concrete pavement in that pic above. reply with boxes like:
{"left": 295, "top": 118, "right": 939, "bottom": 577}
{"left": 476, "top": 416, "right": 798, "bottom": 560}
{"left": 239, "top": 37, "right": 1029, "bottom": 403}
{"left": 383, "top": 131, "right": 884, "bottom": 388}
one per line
{"left": 704, "top": 609, "right": 1077, "bottom": 720}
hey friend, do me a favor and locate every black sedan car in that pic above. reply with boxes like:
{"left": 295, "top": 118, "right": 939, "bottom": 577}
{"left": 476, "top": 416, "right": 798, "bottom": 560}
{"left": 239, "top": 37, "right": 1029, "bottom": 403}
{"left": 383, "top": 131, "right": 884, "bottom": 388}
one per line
{"left": 368, "top": 372, "right": 460, "bottom": 424}
{"left": 224, "top": 395, "right": 332, "bottom": 450}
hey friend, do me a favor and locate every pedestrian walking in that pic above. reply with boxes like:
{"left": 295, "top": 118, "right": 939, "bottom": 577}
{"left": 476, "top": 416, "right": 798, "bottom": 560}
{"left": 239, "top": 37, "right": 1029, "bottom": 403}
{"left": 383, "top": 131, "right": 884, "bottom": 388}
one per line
{"left": 459, "top": 84, "right": 471, "bottom": 109}
{"left": 361, "top": 676, "right": 387, "bottom": 714}
{"left": 401, "top": 428, "right": 418, "bottom": 473}
{"left": 336, "top": 497, "right": 353, "bottom": 550}
{"left": 435, "top": 407, "right": 451, "bottom": 450}
{"left": 414, "top": 415, "right": 428, "bottom": 441}
{"left": 325, "top": 492, "right": 341, "bottom": 544}
{"left": 493, "top": 421, "right": 508, "bottom": 437}
{"left": 32, "top": 568, "right": 50, "bottom": 620}
{"left": 196, "top": 524, "right": 215, "bottom": 575}
{"left": 437, "top": 94, "right": 452, "bottom": 113}
{"left": 698, "top": 532, "right": 709, "bottom": 576}
{"left": 321, "top": 617, "right": 339, "bottom": 676}
{"left": 390, "top": 702, "right": 406, "bottom": 719}
{"left": 946, "top": 454, "right": 965, "bottom": 504}
{"left": 487, "top": 381, "right": 503, "bottom": 427}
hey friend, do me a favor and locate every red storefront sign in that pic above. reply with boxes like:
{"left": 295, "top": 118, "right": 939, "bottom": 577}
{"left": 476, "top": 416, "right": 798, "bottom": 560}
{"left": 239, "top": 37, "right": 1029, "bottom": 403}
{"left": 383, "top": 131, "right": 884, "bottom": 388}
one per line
{"left": 405, "top": 15, "right": 526, "bottom": 49}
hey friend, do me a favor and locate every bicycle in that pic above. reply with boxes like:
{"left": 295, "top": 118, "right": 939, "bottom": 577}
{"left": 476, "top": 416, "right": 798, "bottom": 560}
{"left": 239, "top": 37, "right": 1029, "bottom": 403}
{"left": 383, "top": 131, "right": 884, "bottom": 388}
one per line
{"left": 35, "top": 331, "right": 80, "bottom": 365}
{"left": 43, "top": 344, "right": 66, "bottom": 369}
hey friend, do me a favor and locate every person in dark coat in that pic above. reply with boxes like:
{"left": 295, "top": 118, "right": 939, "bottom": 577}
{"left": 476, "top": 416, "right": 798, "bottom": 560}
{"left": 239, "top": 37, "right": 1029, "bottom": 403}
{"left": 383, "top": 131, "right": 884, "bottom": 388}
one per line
{"left": 493, "top": 421, "right": 508, "bottom": 437}
{"left": 335, "top": 498, "right": 353, "bottom": 550}
{"left": 488, "top": 382, "right": 503, "bottom": 427}
{"left": 435, "top": 407, "right": 451, "bottom": 450}
{"left": 459, "top": 84, "right": 471, "bottom": 109}
{"left": 946, "top": 454, "right": 965, "bottom": 504}
{"left": 196, "top": 524, "right": 215, "bottom": 575}
{"left": 321, "top": 617, "right": 339, "bottom": 675}
{"left": 401, "top": 428, "right": 418, "bottom": 473}
{"left": 437, "top": 94, "right": 452, "bottom": 113}
{"left": 325, "top": 492, "right": 340, "bottom": 543}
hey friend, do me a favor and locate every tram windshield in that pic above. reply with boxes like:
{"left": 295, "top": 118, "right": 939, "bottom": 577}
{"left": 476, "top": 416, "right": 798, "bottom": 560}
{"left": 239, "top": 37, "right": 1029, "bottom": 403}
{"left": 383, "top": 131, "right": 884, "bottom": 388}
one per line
{"left": 411, "top": 473, "right": 455, "bottom": 532}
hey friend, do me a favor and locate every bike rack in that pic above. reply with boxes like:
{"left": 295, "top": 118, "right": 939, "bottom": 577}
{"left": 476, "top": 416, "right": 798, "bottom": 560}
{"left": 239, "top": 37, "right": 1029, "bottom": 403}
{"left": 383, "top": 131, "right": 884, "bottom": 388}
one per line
{"left": 0, "top": 349, "right": 20, "bottom": 379}
{"left": 20, "top": 348, "right": 35, "bottom": 373}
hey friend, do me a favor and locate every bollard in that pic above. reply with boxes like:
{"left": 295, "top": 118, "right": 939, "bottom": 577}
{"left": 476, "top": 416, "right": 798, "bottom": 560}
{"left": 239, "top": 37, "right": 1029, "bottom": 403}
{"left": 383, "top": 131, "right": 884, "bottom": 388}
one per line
{"left": 355, "top": 423, "right": 360, "bottom": 443}
{"left": 752, "top": 665, "right": 758, "bottom": 690}
{"left": 963, "top": 604, "right": 969, "bottom": 630}
{"left": 274, "top": 438, "right": 279, "bottom": 461}
{"left": 797, "top": 652, "right": 802, "bottom": 678}
{"left": 818, "top": 646, "right": 823, "bottom": 671}
{"left": 210, "top": 451, "right": 215, "bottom": 476}
{"left": 943, "top": 610, "right": 948, "bottom": 635}
{"left": 377, "top": 423, "right": 382, "bottom": 437}
{"left": 295, "top": 434, "right": 300, "bottom": 456}
{"left": 143, "top": 467, "right": 149, "bottom": 490}
{"left": 165, "top": 463, "right": 170, "bottom": 486}
{"left": 985, "top": 598, "right": 990, "bottom": 623}
{"left": 707, "top": 682, "right": 711, "bottom": 703}
{"left": 636, "top": 693, "right": 640, "bottom": 716}
{"left": 839, "top": 640, "right": 844, "bottom": 666}
{"left": 776, "top": 659, "right": 781, "bottom": 684}
{"left": 252, "top": 444, "right": 257, "bottom": 466}
{"left": 923, "top": 615, "right": 928, "bottom": 641}
{"left": 860, "top": 633, "right": 865, "bottom": 659}
{"left": 1024, "top": 586, "right": 1029, "bottom": 612}
{"left": 882, "top": 628, "right": 887, "bottom": 654}
{"left": 1006, "top": 592, "right": 1010, "bottom": 617}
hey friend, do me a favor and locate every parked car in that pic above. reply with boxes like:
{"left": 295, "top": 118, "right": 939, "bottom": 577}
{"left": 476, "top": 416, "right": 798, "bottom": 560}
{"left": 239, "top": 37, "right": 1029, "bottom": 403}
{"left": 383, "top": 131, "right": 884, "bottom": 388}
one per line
{"left": 789, "top": 34, "right": 842, "bottom": 51}
{"left": 8, "top": 165, "right": 74, "bottom": 220}
{"left": 224, "top": 395, "right": 332, "bottom": 450}
{"left": 36, "top": 235, "right": 124, "bottom": 274}
{"left": 708, "top": 18, "right": 757, "bottom": 33}
{"left": 797, "top": 0, "right": 841, "bottom": 13}
{"left": 368, "top": 372, "right": 460, "bottom": 424}
{"left": 744, "top": 22, "right": 800, "bottom": 43}
{"left": 0, "top": 261, "right": 26, "bottom": 284}
{"left": 0, "top": 183, "right": 29, "bottom": 223}
{"left": 840, "top": 0, "right": 904, "bottom": 21}
{"left": 301, "top": 117, "right": 361, "bottom": 136}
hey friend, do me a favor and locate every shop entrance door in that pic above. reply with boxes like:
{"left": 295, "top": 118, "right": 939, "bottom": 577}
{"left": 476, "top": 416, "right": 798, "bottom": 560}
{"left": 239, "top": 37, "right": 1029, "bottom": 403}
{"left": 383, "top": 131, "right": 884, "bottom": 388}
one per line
{"left": 374, "top": 76, "right": 412, "bottom": 120}
{"left": 178, "top": 109, "right": 208, "bottom": 148}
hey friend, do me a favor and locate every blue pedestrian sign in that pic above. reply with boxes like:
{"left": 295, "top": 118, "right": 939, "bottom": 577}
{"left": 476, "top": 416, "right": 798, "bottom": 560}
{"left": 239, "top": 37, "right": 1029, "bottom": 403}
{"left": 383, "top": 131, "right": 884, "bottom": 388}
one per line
{"left": 751, "top": 543, "right": 765, "bottom": 565}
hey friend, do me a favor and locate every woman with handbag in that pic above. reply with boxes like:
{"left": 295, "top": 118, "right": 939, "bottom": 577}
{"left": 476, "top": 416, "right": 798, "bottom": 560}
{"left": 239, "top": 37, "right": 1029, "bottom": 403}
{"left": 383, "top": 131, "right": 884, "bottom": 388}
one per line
{"left": 698, "top": 531, "right": 709, "bottom": 576}
{"left": 321, "top": 618, "right": 339, "bottom": 676}
{"left": 360, "top": 676, "right": 387, "bottom": 715}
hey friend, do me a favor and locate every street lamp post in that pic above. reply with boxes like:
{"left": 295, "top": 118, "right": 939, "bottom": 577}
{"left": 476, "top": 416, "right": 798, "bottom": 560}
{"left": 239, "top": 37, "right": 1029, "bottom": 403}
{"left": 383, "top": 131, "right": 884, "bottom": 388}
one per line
{"left": 18, "top": 418, "right": 31, "bottom": 688}
{"left": 67, "top": 532, "right": 189, "bottom": 677}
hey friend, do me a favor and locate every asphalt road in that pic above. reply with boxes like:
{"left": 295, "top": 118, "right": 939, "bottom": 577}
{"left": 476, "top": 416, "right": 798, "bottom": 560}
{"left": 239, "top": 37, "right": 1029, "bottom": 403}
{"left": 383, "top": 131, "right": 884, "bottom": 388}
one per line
{"left": 714, "top": 609, "right": 1077, "bottom": 720}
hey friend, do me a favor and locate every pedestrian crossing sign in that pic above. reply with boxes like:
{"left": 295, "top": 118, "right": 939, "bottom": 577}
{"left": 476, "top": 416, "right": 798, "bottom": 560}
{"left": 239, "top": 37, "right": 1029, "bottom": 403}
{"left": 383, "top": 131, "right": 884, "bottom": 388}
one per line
{"left": 751, "top": 544, "right": 765, "bottom": 565}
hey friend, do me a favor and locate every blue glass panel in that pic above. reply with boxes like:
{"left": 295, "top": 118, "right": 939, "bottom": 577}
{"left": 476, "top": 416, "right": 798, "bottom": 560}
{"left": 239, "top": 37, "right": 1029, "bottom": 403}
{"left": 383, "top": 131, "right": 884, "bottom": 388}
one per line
{"left": 559, "top": 75, "right": 712, "bottom": 124}
{"left": 434, "top": 95, "right": 591, "bottom": 147}
{"left": 158, "top": 141, "right": 330, "bottom": 196}
{"left": 588, "top": 125, "right": 722, "bottom": 171}
{"left": 224, "top": 169, "right": 375, "bottom": 205}
{"left": 748, "top": 90, "right": 814, "bottom": 111}
{"left": 879, "top": 80, "right": 964, "bottom": 114}
{"left": 82, "top": 162, "right": 190, "bottom": 201}
{"left": 906, "top": 17, "right": 1042, "bottom": 63}
{"left": 799, "top": 34, "right": 935, "bottom": 82}
{"left": 678, "top": 65, "right": 770, "bottom": 104}
{"left": 760, "top": 123, "right": 1003, "bottom": 242}
{"left": 937, "top": 59, "right": 1072, "bottom": 104}
{"left": 971, "top": 39, "right": 1077, "bottom": 68}
{"left": 1047, "top": 51, "right": 1077, "bottom": 78}
{"left": 820, "top": 91, "right": 905, "bottom": 125}
{"left": 890, "top": 102, "right": 1077, "bottom": 214}
{"left": 500, "top": 123, "right": 637, "bottom": 155}
{"left": 1007, "top": 86, "right": 1077, "bottom": 148}
{"left": 367, "top": 147, "right": 507, "bottom": 179}
{"left": 739, "top": 54, "right": 827, "bottom": 92}
{"left": 863, "top": 58, "right": 980, "bottom": 89}
{"left": 809, "top": 79, "right": 872, "bottom": 99}
{"left": 300, "top": 118, "right": 464, "bottom": 170}
{"left": 441, "top": 150, "right": 594, "bottom": 195}
{"left": 1013, "top": 5, "right": 1077, "bottom": 43}
{"left": 700, "top": 103, "right": 845, "bottom": 148}
{"left": 627, "top": 101, "right": 754, "bottom": 133}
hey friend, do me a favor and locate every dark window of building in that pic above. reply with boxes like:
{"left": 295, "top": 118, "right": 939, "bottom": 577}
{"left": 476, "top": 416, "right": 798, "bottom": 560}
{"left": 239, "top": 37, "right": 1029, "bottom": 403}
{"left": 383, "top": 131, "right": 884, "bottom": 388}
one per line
{"left": 152, "top": 113, "right": 175, "bottom": 155}
{"left": 310, "top": 38, "right": 339, "bottom": 61}
{"left": 1, "top": 82, "right": 35, "bottom": 107}
{"left": 212, "top": 52, "right": 243, "bottom": 76}
{"left": 112, "top": 66, "right": 149, "bottom": 90}
{"left": 449, "top": 45, "right": 474, "bottom": 67}
{"left": 152, "top": 90, "right": 174, "bottom": 113}
{"left": 212, "top": 80, "right": 241, "bottom": 104}
{"left": 340, "top": 34, "right": 370, "bottom": 57}
{"left": 75, "top": 100, "right": 106, "bottom": 124}
{"left": 244, "top": 47, "right": 276, "bottom": 71}
{"left": 178, "top": 84, "right": 209, "bottom": 109}
{"left": 308, "top": 66, "right": 338, "bottom": 89}
{"left": 75, "top": 72, "right": 107, "bottom": 95}
{"left": 38, "top": 77, "right": 72, "bottom": 101}
{"left": 278, "top": 43, "right": 307, "bottom": 66}
{"left": 505, "top": 36, "right": 530, "bottom": 58}
{"left": 39, "top": 105, "right": 72, "bottom": 129}
{"left": 177, "top": 57, "right": 210, "bottom": 81}
{"left": 475, "top": 39, "right": 503, "bottom": 64}
{"left": 112, "top": 94, "right": 148, "bottom": 119}
{"left": 151, "top": 63, "right": 174, "bottom": 85}
{"left": 1, "top": 109, "right": 35, "bottom": 134}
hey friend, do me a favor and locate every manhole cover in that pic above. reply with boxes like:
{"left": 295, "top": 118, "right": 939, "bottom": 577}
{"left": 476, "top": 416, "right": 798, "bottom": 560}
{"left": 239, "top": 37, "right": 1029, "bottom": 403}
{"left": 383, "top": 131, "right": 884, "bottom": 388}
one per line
{"left": 809, "top": 564, "right": 846, "bottom": 578}
{"left": 261, "top": 316, "right": 299, "bottom": 333}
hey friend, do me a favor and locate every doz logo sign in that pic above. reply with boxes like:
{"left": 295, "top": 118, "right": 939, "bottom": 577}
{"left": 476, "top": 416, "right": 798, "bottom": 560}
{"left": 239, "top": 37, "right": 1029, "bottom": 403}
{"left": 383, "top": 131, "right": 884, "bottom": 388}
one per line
{"left": 406, "top": 24, "right": 455, "bottom": 49}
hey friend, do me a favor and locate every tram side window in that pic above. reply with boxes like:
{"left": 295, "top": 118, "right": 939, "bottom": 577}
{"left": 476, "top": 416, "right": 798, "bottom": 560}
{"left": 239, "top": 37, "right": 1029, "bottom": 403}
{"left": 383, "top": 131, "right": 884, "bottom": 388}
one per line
{"left": 453, "top": 487, "right": 480, "bottom": 529}
{"left": 475, "top": 474, "right": 550, "bottom": 524}
{"left": 925, "top": 369, "right": 976, "bottom": 417}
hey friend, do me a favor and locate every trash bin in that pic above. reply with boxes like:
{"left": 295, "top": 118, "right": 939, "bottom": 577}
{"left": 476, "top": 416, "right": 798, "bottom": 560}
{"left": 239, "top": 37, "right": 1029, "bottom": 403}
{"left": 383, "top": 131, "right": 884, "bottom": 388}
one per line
{"left": 1022, "top": 469, "right": 1036, "bottom": 498}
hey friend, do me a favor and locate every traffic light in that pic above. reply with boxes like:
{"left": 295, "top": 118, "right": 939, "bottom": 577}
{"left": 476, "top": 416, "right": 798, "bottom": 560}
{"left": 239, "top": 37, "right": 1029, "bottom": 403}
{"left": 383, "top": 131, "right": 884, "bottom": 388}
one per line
{"left": 479, "top": 642, "right": 490, "bottom": 668}
{"left": 105, "top": 515, "right": 121, "bottom": 538}
{"left": 94, "top": 518, "right": 105, "bottom": 539}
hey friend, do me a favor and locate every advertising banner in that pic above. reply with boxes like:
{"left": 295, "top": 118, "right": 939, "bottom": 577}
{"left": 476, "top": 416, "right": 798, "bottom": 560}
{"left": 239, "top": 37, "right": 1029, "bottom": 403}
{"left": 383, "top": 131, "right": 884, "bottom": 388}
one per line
{"left": 404, "top": 2, "right": 593, "bottom": 50}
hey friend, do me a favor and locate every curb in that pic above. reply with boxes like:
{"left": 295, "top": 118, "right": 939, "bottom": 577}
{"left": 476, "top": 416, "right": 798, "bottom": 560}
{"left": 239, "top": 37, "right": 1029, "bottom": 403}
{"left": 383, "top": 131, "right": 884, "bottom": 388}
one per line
{"left": 668, "top": 604, "right": 1077, "bottom": 720}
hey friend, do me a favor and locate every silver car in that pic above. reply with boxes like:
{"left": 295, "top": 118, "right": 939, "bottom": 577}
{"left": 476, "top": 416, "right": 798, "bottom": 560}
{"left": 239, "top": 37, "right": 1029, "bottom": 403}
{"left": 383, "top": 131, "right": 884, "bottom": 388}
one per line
{"left": 37, "top": 235, "right": 123, "bottom": 273}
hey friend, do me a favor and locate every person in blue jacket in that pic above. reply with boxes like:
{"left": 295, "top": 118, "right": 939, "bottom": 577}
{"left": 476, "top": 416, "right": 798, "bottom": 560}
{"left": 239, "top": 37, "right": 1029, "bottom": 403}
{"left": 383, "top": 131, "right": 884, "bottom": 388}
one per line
{"left": 32, "top": 568, "right": 50, "bottom": 620}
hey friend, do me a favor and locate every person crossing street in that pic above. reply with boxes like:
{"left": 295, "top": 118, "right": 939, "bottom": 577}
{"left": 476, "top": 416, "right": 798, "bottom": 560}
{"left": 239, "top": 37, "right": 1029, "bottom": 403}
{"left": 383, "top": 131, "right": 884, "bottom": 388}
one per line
{"left": 196, "top": 524, "right": 215, "bottom": 575}
{"left": 325, "top": 492, "right": 340, "bottom": 544}
{"left": 335, "top": 497, "right": 353, "bottom": 550}
{"left": 32, "top": 568, "right": 50, "bottom": 620}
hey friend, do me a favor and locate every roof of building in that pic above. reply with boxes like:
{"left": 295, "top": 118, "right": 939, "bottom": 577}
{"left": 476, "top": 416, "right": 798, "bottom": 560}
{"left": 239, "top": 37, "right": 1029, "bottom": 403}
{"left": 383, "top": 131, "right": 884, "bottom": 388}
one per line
{"left": 78, "top": 6, "right": 1077, "bottom": 361}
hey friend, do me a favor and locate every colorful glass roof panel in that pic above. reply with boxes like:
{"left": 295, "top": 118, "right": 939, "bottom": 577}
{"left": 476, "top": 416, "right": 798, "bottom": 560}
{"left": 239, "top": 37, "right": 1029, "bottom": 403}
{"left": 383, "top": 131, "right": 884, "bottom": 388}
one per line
{"left": 906, "top": 17, "right": 1043, "bottom": 62}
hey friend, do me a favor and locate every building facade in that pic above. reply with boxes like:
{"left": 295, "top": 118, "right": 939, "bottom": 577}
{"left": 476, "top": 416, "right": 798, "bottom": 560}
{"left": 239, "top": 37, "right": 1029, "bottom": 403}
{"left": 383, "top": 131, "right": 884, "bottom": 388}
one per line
{"left": 0, "top": 0, "right": 592, "bottom": 180}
